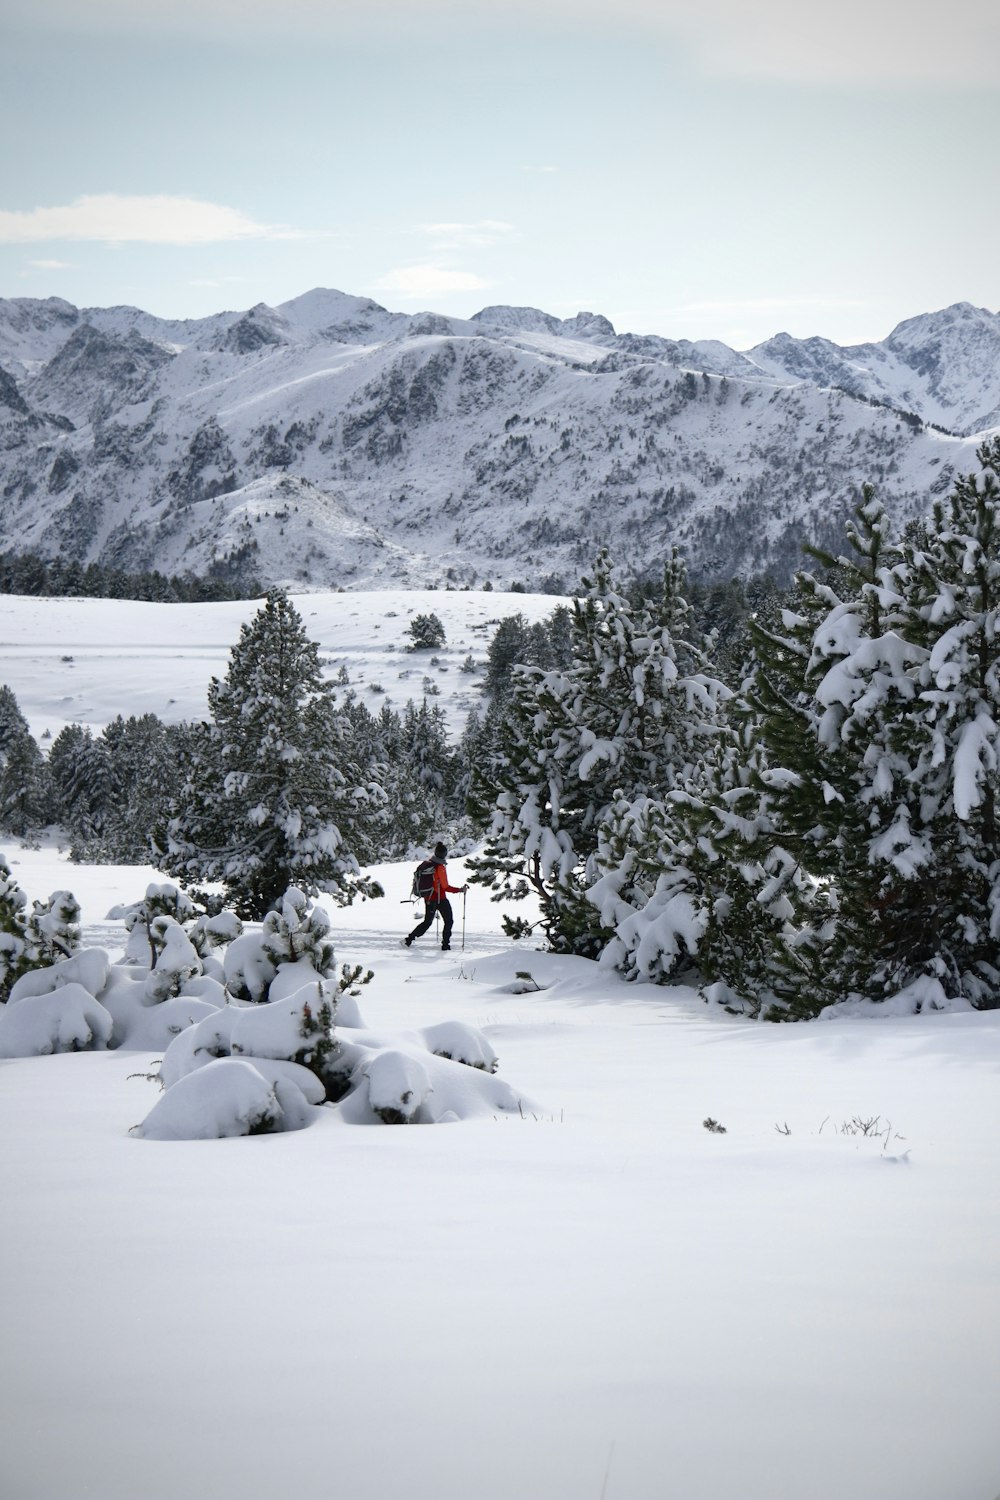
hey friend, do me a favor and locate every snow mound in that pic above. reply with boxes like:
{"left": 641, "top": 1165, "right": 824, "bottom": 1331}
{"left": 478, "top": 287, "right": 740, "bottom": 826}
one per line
{"left": 819, "top": 975, "right": 977, "bottom": 1019}
{"left": 229, "top": 991, "right": 331, "bottom": 1062}
{"left": 365, "top": 1049, "right": 432, "bottom": 1123}
{"left": 0, "top": 982, "right": 113, "bottom": 1057}
{"left": 420, "top": 1020, "right": 498, "bottom": 1072}
{"left": 131, "top": 1057, "right": 315, "bottom": 1140}
{"left": 114, "top": 994, "right": 223, "bottom": 1052}
{"left": 157, "top": 1006, "right": 244, "bottom": 1089}
{"left": 7, "top": 948, "right": 111, "bottom": 1004}
{"left": 339, "top": 1041, "right": 529, "bottom": 1126}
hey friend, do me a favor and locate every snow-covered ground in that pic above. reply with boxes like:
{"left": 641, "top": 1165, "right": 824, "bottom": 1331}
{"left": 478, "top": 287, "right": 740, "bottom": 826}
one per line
{"left": 2, "top": 591, "right": 1000, "bottom": 1500}
{"left": 0, "top": 586, "right": 561, "bottom": 742}
{"left": 2, "top": 843, "right": 999, "bottom": 1500}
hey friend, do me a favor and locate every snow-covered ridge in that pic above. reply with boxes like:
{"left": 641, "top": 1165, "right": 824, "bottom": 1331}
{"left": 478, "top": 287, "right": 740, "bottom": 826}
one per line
{"left": 0, "top": 288, "right": 996, "bottom": 591}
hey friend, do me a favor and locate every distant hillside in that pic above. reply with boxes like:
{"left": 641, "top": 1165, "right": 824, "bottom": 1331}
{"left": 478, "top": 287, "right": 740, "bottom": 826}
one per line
{"left": 0, "top": 288, "right": 996, "bottom": 590}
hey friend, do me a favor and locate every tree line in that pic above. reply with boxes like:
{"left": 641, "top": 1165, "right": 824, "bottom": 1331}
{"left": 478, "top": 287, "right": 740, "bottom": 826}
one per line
{"left": 0, "top": 550, "right": 262, "bottom": 604}
{"left": 469, "top": 439, "right": 1000, "bottom": 1017}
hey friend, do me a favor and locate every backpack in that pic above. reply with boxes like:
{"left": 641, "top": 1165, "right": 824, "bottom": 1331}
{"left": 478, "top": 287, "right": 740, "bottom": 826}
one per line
{"left": 411, "top": 858, "right": 436, "bottom": 901}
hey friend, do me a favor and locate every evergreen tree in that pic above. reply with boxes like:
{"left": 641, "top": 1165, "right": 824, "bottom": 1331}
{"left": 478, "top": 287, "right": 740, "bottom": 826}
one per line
{"left": 0, "top": 858, "right": 80, "bottom": 998}
{"left": 721, "top": 448, "right": 1000, "bottom": 1013}
{"left": 0, "top": 686, "right": 46, "bottom": 835}
{"left": 95, "top": 714, "right": 182, "bottom": 862}
{"left": 483, "top": 613, "right": 534, "bottom": 701}
{"left": 470, "top": 551, "right": 726, "bottom": 954}
{"left": 0, "top": 855, "right": 31, "bottom": 1000}
{"left": 161, "top": 589, "right": 384, "bottom": 918}
{"left": 405, "top": 612, "right": 446, "bottom": 650}
{"left": 886, "top": 438, "right": 1000, "bottom": 1003}
{"left": 47, "top": 724, "right": 115, "bottom": 845}
{"left": 26, "top": 889, "right": 82, "bottom": 965}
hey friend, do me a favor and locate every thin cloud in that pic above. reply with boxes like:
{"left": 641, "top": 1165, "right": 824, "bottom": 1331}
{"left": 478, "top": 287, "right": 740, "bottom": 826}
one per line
{"left": 664, "top": 297, "right": 871, "bottom": 317}
{"left": 371, "top": 264, "right": 492, "bottom": 298}
{"left": 26, "top": 257, "right": 73, "bottom": 269}
{"left": 417, "top": 220, "right": 517, "bottom": 251}
{"left": 0, "top": 194, "right": 314, "bottom": 246}
{"left": 9, "top": 0, "right": 998, "bottom": 84}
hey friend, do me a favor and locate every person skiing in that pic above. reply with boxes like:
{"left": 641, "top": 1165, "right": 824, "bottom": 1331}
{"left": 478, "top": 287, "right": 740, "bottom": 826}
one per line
{"left": 404, "top": 842, "right": 467, "bottom": 951}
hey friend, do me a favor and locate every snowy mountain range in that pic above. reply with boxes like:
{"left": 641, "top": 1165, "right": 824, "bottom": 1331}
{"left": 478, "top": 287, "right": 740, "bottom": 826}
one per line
{"left": 1, "top": 288, "right": 998, "bottom": 590}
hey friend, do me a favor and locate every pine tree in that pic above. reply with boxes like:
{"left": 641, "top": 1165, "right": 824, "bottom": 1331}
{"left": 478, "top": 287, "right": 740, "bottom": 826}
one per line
{"left": 886, "top": 437, "right": 1000, "bottom": 1003}
{"left": 729, "top": 452, "right": 1000, "bottom": 1012}
{"left": 25, "top": 890, "right": 81, "bottom": 965}
{"left": 470, "top": 551, "right": 726, "bottom": 955}
{"left": 733, "top": 491, "right": 923, "bottom": 1012}
{"left": 0, "top": 685, "right": 46, "bottom": 835}
{"left": 0, "top": 855, "right": 30, "bottom": 1000}
{"left": 95, "top": 714, "right": 181, "bottom": 862}
{"left": 161, "top": 589, "right": 384, "bottom": 918}
{"left": 47, "top": 724, "right": 114, "bottom": 846}
{"left": 590, "top": 728, "right": 813, "bottom": 1009}
{"left": 405, "top": 612, "right": 446, "bottom": 650}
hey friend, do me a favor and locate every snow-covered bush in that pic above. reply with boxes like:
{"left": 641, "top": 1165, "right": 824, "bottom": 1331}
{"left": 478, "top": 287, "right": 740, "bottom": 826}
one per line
{"left": 110, "top": 883, "right": 241, "bottom": 984}
{"left": 365, "top": 1050, "right": 432, "bottom": 1123}
{"left": 131, "top": 1058, "right": 315, "bottom": 1140}
{"left": 1, "top": 874, "right": 529, "bottom": 1135}
{"left": 223, "top": 887, "right": 334, "bottom": 1002}
{"left": 25, "top": 890, "right": 81, "bottom": 966}
{"left": 420, "top": 1021, "right": 499, "bottom": 1073}
{"left": 0, "top": 856, "right": 81, "bottom": 1001}
{"left": 7, "top": 946, "right": 110, "bottom": 1004}
{"left": 0, "top": 981, "right": 113, "bottom": 1057}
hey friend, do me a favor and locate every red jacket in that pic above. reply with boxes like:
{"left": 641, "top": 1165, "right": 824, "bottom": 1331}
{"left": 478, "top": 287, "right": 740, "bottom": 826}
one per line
{"left": 430, "top": 861, "right": 462, "bottom": 902}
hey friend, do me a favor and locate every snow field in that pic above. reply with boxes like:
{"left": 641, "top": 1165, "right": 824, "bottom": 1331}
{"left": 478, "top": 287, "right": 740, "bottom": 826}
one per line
{"left": 2, "top": 847, "right": 999, "bottom": 1500}
{"left": 0, "top": 585, "right": 563, "bottom": 743}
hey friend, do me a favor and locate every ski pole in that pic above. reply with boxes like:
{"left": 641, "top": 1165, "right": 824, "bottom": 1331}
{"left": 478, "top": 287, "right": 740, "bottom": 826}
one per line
{"left": 462, "top": 887, "right": 467, "bottom": 951}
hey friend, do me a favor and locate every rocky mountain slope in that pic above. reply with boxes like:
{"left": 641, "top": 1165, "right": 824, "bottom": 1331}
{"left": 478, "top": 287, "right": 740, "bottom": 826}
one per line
{"left": 1, "top": 288, "right": 996, "bottom": 590}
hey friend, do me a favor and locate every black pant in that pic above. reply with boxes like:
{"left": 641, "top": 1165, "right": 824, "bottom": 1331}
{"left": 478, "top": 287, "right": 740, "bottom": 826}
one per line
{"left": 408, "top": 898, "right": 454, "bottom": 948}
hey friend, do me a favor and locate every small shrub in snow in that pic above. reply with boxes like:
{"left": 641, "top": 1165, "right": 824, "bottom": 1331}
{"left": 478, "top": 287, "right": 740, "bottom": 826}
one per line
{"left": 143, "top": 917, "right": 203, "bottom": 1003}
{"left": 8, "top": 947, "right": 110, "bottom": 1005}
{"left": 405, "top": 612, "right": 446, "bottom": 651}
{"left": 110, "top": 884, "right": 241, "bottom": 979}
{"left": 0, "top": 857, "right": 81, "bottom": 1001}
{"left": 26, "top": 890, "right": 81, "bottom": 965}
{"left": 0, "top": 982, "right": 113, "bottom": 1057}
{"left": 420, "top": 1021, "right": 499, "bottom": 1073}
{"left": 131, "top": 1057, "right": 314, "bottom": 1140}
{"left": 365, "top": 1050, "right": 432, "bottom": 1124}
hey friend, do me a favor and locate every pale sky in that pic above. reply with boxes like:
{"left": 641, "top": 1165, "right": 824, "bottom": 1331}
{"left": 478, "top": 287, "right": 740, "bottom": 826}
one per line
{"left": 3, "top": 0, "right": 998, "bottom": 348}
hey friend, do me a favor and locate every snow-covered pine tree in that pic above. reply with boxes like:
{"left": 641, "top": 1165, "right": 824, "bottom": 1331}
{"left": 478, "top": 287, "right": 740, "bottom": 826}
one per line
{"left": 400, "top": 698, "right": 456, "bottom": 829}
{"left": 0, "top": 859, "right": 81, "bottom": 998}
{"left": 735, "top": 457, "right": 1000, "bottom": 1014}
{"left": 589, "top": 725, "right": 814, "bottom": 1010}
{"left": 162, "top": 589, "right": 384, "bottom": 918}
{"left": 25, "top": 889, "right": 81, "bottom": 965}
{"left": 0, "top": 855, "right": 30, "bottom": 1000}
{"left": 0, "top": 685, "right": 46, "bottom": 835}
{"left": 96, "top": 714, "right": 182, "bottom": 862}
{"left": 405, "top": 612, "right": 446, "bottom": 651}
{"left": 734, "top": 490, "right": 926, "bottom": 1013}
{"left": 470, "top": 551, "right": 726, "bottom": 955}
{"left": 46, "top": 723, "right": 115, "bottom": 847}
{"left": 885, "top": 437, "right": 1000, "bottom": 1005}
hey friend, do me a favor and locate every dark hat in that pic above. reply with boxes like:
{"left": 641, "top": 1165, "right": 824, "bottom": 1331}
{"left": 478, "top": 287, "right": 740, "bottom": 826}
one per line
{"left": 434, "top": 842, "right": 448, "bottom": 859}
